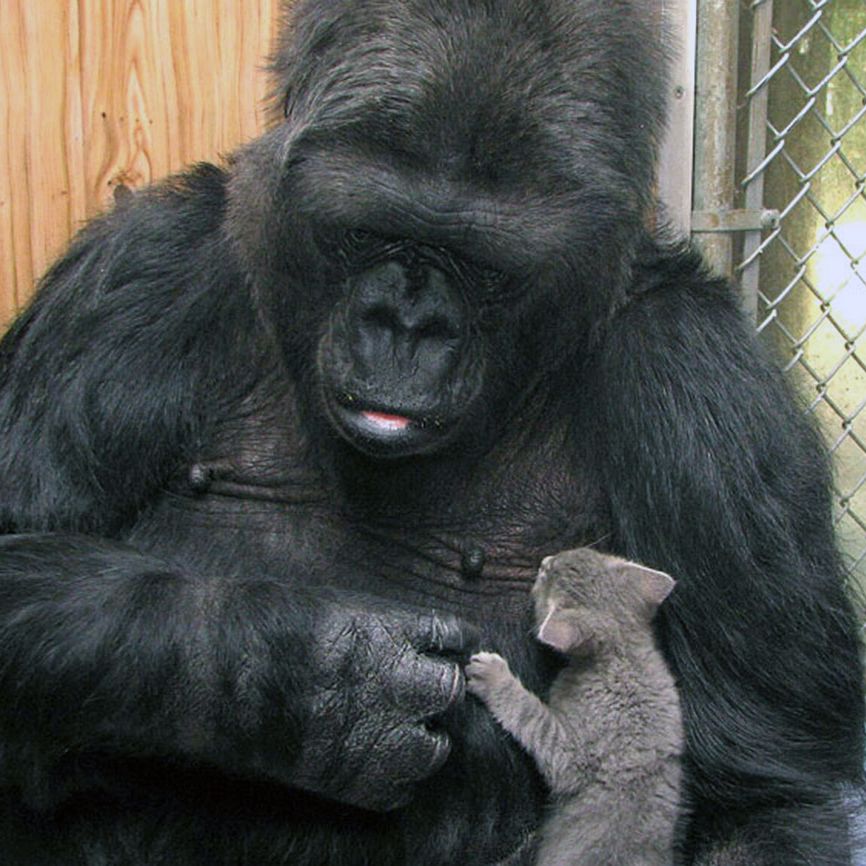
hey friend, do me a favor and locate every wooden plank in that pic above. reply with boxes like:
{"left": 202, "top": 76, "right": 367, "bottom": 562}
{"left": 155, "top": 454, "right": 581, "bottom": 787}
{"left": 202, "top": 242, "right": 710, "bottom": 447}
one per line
{"left": 0, "top": 3, "right": 81, "bottom": 326}
{"left": 0, "top": 0, "right": 280, "bottom": 327}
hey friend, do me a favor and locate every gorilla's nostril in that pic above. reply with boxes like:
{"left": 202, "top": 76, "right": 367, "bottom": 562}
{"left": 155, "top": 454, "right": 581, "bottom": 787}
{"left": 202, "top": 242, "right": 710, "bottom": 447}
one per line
{"left": 416, "top": 318, "right": 457, "bottom": 343}
{"left": 362, "top": 305, "right": 402, "bottom": 335}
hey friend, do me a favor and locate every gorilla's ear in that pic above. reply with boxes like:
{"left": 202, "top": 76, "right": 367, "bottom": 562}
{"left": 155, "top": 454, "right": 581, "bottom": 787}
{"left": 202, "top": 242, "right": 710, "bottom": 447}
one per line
{"left": 537, "top": 608, "right": 584, "bottom": 654}
{"left": 617, "top": 561, "right": 676, "bottom": 608}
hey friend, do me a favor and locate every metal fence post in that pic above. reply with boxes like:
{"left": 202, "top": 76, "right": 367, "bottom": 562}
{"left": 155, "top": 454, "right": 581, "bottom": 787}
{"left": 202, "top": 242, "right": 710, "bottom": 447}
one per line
{"left": 657, "top": 0, "right": 698, "bottom": 236}
{"left": 691, "top": 0, "right": 741, "bottom": 281}
{"left": 738, "top": 0, "right": 775, "bottom": 323}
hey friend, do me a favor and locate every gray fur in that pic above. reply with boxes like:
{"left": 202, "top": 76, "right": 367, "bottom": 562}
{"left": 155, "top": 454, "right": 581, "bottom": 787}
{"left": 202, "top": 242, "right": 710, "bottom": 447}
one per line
{"left": 467, "top": 548, "right": 683, "bottom": 865}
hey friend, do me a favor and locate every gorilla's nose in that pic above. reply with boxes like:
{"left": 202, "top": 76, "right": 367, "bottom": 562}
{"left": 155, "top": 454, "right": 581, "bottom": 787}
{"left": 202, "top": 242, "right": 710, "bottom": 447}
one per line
{"left": 349, "top": 259, "right": 465, "bottom": 377}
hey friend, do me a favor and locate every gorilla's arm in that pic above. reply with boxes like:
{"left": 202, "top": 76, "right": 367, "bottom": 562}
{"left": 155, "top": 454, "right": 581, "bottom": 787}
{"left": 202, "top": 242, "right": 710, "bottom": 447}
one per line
{"left": 0, "top": 534, "right": 464, "bottom": 812}
{"left": 0, "top": 164, "right": 252, "bottom": 534}
{"left": 0, "top": 169, "right": 465, "bottom": 814}
{"left": 598, "top": 242, "right": 865, "bottom": 865}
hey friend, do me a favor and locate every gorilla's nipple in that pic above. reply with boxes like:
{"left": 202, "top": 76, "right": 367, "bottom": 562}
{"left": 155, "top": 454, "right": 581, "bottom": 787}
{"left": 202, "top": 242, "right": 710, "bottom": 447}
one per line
{"left": 188, "top": 463, "right": 214, "bottom": 494}
{"left": 460, "top": 544, "right": 486, "bottom": 580}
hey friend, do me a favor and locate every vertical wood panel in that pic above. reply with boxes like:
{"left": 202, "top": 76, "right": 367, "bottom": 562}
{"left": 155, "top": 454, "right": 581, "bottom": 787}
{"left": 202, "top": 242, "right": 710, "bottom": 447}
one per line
{"left": 0, "top": 0, "right": 280, "bottom": 329}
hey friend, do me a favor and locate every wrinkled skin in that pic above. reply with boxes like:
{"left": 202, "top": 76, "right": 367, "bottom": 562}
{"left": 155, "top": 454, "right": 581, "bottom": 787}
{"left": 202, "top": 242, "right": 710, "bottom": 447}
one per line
{"left": 291, "top": 601, "right": 468, "bottom": 812}
{"left": 0, "top": 1, "right": 863, "bottom": 865}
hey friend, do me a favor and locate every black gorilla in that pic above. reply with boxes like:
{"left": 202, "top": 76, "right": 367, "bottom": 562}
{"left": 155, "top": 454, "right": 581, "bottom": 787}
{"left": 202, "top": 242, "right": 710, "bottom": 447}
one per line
{"left": 0, "top": 1, "right": 863, "bottom": 864}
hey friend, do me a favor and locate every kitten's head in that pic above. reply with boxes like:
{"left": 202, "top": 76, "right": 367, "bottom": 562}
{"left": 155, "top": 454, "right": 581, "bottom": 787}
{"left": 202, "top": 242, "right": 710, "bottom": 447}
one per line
{"left": 531, "top": 548, "right": 674, "bottom": 655}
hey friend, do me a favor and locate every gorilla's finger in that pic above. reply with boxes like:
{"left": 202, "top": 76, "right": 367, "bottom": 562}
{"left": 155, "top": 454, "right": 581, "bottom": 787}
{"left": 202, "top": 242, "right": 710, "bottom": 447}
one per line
{"left": 351, "top": 725, "right": 452, "bottom": 814}
{"left": 411, "top": 612, "right": 479, "bottom": 657}
{"left": 391, "top": 653, "right": 465, "bottom": 720}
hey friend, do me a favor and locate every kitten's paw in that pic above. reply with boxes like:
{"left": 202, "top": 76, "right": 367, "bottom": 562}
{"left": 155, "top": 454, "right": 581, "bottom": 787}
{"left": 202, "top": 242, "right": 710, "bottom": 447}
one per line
{"left": 466, "top": 651, "right": 512, "bottom": 700}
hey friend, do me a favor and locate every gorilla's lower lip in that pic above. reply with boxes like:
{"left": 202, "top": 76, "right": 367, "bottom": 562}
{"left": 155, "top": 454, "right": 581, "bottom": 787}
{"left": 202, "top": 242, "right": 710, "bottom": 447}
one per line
{"left": 329, "top": 402, "right": 447, "bottom": 457}
{"left": 343, "top": 406, "right": 417, "bottom": 438}
{"left": 360, "top": 410, "right": 412, "bottom": 431}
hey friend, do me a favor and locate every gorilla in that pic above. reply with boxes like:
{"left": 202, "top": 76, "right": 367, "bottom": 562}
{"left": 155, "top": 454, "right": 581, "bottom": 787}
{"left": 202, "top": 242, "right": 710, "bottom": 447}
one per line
{"left": 0, "top": 1, "right": 863, "bottom": 864}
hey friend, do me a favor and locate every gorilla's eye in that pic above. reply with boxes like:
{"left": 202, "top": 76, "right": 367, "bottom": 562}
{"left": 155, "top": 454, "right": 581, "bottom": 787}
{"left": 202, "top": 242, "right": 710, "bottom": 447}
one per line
{"left": 339, "top": 229, "right": 404, "bottom": 269}
{"left": 452, "top": 258, "right": 513, "bottom": 306}
{"left": 338, "top": 228, "right": 509, "bottom": 303}
{"left": 474, "top": 266, "right": 509, "bottom": 303}
{"left": 344, "top": 228, "right": 378, "bottom": 253}
{"left": 420, "top": 247, "right": 508, "bottom": 304}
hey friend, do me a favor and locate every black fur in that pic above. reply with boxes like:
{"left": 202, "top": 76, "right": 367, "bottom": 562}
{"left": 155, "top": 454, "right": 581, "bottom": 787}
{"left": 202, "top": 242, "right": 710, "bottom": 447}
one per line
{"left": 0, "top": 1, "right": 863, "bottom": 864}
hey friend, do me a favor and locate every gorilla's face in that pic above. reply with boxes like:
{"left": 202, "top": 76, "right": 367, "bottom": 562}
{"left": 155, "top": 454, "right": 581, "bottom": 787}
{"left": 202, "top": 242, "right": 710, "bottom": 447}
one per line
{"left": 316, "top": 231, "right": 497, "bottom": 458}
{"left": 268, "top": 135, "right": 566, "bottom": 460}
{"left": 228, "top": 0, "right": 667, "bottom": 460}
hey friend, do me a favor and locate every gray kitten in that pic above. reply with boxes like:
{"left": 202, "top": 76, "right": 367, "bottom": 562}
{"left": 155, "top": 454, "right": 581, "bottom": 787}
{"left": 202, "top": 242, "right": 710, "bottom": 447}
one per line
{"left": 466, "top": 548, "right": 683, "bottom": 866}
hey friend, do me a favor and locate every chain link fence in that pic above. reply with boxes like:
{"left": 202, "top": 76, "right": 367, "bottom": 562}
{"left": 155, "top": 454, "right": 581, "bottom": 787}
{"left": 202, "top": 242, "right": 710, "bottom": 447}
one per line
{"left": 692, "top": 0, "right": 866, "bottom": 585}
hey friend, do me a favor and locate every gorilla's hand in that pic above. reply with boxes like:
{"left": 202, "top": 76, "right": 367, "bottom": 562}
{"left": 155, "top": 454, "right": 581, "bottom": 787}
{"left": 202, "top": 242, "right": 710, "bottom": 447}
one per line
{"left": 290, "top": 602, "right": 473, "bottom": 812}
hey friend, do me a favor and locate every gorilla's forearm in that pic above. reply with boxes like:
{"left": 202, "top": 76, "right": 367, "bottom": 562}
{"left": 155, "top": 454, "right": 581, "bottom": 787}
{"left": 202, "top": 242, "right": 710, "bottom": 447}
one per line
{"left": 0, "top": 533, "right": 467, "bottom": 813}
{"left": 0, "top": 533, "right": 302, "bottom": 805}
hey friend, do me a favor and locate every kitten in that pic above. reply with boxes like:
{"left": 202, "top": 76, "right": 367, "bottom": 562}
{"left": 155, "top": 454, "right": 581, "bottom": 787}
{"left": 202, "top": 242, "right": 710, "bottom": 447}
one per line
{"left": 466, "top": 548, "right": 683, "bottom": 866}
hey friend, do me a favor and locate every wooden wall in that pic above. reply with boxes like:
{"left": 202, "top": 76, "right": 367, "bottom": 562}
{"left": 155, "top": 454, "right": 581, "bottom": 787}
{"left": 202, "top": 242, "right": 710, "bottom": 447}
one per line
{"left": 0, "top": 1, "right": 281, "bottom": 330}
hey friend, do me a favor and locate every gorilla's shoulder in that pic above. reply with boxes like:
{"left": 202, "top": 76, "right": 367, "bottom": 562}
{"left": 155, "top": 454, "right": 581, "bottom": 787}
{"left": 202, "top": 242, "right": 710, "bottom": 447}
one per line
{"left": 3, "top": 160, "right": 245, "bottom": 387}
{"left": 608, "top": 231, "right": 764, "bottom": 383}
{"left": 25, "top": 162, "right": 237, "bottom": 316}
{"left": 626, "top": 230, "right": 740, "bottom": 322}
{"left": 629, "top": 232, "right": 722, "bottom": 296}
{"left": 91, "top": 162, "right": 231, "bottom": 250}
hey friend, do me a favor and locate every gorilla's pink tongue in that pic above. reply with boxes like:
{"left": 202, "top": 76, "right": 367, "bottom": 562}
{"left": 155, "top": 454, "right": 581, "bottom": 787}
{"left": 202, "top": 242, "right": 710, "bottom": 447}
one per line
{"left": 362, "top": 411, "right": 411, "bottom": 431}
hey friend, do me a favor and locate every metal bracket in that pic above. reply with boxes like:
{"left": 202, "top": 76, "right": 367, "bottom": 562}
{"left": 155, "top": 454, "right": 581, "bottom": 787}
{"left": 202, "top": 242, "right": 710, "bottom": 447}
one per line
{"left": 691, "top": 208, "right": 780, "bottom": 233}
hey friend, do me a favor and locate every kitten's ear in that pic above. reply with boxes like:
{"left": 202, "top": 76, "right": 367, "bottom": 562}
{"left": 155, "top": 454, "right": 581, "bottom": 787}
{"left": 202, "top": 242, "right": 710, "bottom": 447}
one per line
{"left": 537, "top": 609, "right": 582, "bottom": 653}
{"left": 619, "top": 562, "right": 676, "bottom": 608}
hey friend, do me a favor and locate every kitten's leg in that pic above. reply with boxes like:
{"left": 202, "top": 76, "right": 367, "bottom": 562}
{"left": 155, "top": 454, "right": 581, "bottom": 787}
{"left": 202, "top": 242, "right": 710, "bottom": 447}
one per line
{"left": 466, "top": 652, "right": 576, "bottom": 791}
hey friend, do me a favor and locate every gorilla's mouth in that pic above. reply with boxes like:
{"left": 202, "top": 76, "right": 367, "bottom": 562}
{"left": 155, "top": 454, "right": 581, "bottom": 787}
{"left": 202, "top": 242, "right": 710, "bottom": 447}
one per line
{"left": 359, "top": 410, "right": 412, "bottom": 432}
{"left": 327, "top": 397, "right": 455, "bottom": 459}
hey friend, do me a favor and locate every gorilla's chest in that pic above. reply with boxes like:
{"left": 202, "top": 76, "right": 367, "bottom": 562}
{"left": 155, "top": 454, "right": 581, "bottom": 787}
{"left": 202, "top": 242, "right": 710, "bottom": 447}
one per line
{"left": 122, "top": 415, "right": 602, "bottom": 864}
{"left": 131, "top": 431, "right": 605, "bottom": 625}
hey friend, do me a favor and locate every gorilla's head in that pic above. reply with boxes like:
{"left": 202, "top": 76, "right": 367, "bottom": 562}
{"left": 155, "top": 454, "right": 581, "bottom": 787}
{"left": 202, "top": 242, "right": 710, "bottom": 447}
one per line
{"left": 228, "top": 0, "right": 668, "bottom": 459}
